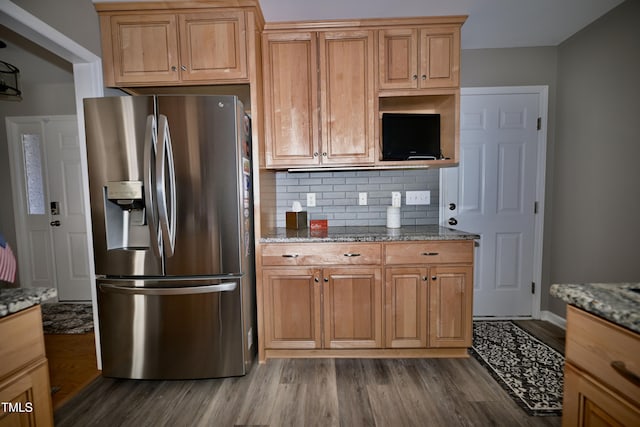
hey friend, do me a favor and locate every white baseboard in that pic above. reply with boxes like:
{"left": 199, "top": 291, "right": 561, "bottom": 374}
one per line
{"left": 540, "top": 310, "right": 566, "bottom": 330}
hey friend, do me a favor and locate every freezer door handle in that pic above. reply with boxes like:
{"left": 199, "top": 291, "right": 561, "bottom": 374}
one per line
{"left": 156, "top": 114, "right": 177, "bottom": 257}
{"left": 144, "top": 114, "right": 162, "bottom": 257}
{"left": 99, "top": 281, "right": 237, "bottom": 295}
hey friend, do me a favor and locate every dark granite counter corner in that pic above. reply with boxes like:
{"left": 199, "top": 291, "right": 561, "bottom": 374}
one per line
{"left": 0, "top": 287, "right": 58, "bottom": 318}
{"left": 260, "top": 225, "right": 480, "bottom": 243}
{"left": 550, "top": 282, "right": 640, "bottom": 334}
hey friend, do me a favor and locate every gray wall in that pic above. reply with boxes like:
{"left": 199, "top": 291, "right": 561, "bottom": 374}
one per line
{"left": 549, "top": 0, "right": 640, "bottom": 315}
{"left": 0, "top": 29, "right": 76, "bottom": 285}
{"left": 460, "top": 46, "right": 559, "bottom": 312}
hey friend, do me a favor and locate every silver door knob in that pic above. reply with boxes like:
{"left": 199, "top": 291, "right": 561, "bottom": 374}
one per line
{"left": 449, "top": 203, "right": 456, "bottom": 210}
{"left": 50, "top": 220, "right": 61, "bottom": 227}
{"left": 448, "top": 218, "right": 458, "bottom": 226}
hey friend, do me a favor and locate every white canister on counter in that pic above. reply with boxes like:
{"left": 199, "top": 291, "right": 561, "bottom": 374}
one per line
{"left": 386, "top": 206, "right": 401, "bottom": 228}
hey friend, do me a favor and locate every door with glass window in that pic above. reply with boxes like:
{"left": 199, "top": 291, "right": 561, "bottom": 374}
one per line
{"left": 6, "top": 116, "right": 91, "bottom": 301}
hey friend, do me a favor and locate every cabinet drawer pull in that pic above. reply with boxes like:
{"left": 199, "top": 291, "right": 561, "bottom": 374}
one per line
{"left": 281, "top": 254, "right": 299, "bottom": 258}
{"left": 343, "top": 253, "right": 361, "bottom": 257}
{"left": 611, "top": 361, "right": 640, "bottom": 387}
{"left": 421, "top": 252, "right": 439, "bottom": 256}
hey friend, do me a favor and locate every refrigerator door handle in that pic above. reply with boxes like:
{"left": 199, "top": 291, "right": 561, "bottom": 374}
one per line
{"left": 156, "top": 114, "right": 177, "bottom": 257}
{"left": 99, "top": 281, "right": 237, "bottom": 295}
{"left": 143, "top": 114, "right": 162, "bottom": 257}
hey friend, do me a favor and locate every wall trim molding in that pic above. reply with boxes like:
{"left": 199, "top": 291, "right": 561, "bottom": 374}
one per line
{"left": 540, "top": 310, "right": 566, "bottom": 329}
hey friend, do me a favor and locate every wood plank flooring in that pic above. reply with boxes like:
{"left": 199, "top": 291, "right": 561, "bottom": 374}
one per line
{"left": 44, "top": 333, "right": 100, "bottom": 409}
{"left": 53, "top": 321, "right": 565, "bottom": 427}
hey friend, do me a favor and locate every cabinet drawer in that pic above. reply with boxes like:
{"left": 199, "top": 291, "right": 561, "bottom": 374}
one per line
{"left": 384, "top": 241, "right": 473, "bottom": 265}
{"left": 0, "top": 305, "right": 46, "bottom": 380}
{"left": 262, "top": 243, "right": 381, "bottom": 266}
{"left": 566, "top": 305, "right": 640, "bottom": 406}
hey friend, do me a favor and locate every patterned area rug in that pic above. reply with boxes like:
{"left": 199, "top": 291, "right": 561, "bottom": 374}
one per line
{"left": 41, "top": 303, "right": 94, "bottom": 334}
{"left": 470, "top": 321, "right": 564, "bottom": 416}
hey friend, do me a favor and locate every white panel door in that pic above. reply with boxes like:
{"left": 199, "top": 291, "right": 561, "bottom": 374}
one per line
{"left": 7, "top": 116, "right": 91, "bottom": 301}
{"left": 44, "top": 119, "right": 91, "bottom": 300}
{"left": 442, "top": 88, "right": 546, "bottom": 317}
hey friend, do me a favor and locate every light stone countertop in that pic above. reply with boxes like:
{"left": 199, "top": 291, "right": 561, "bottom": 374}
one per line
{"left": 550, "top": 283, "right": 640, "bottom": 334}
{"left": 0, "top": 287, "right": 58, "bottom": 318}
{"left": 260, "top": 225, "right": 480, "bottom": 243}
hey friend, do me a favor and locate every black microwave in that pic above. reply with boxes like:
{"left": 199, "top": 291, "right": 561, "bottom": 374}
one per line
{"left": 381, "top": 113, "right": 441, "bottom": 160}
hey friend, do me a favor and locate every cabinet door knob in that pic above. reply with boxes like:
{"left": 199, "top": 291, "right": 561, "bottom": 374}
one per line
{"left": 421, "top": 74, "right": 427, "bottom": 80}
{"left": 324, "top": 278, "right": 329, "bottom": 282}
{"left": 313, "top": 152, "right": 319, "bottom": 157}
{"left": 431, "top": 276, "right": 437, "bottom": 281}
{"left": 314, "top": 277, "right": 319, "bottom": 283}
{"left": 322, "top": 152, "right": 327, "bottom": 157}
{"left": 449, "top": 203, "right": 456, "bottom": 210}
{"left": 412, "top": 74, "right": 418, "bottom": 80}
{"left": 171, "top": 66, "right": 177, "bottom": 72}
{"left": 50, "top": 220, "right": 61, "bottom": 227}
{"left": 181, "top": 65, "right": 187, "bottom": 71}
{"left": 422, "top": 276, "right": 428, "bottom": 281}
{"left": 448, "top": 218, "right": 458, "bottom": 226}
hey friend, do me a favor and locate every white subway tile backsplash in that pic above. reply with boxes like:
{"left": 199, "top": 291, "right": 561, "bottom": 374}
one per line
{"left": 275, "top": 169, "right": 440, "bottom": 227}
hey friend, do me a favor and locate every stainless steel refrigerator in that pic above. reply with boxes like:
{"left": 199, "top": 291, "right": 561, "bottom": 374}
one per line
{"left": 84, "top": 95, "right": 255, "bottom": 379}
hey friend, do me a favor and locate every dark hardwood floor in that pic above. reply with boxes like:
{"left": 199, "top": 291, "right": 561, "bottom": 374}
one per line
{"left": 52, "top": 320, "right": 565, "bottom": 427}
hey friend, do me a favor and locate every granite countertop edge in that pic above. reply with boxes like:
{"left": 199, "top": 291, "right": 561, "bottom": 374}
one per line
{"left": 550, "top": 283, "right": 640, "bottom": 334}
{"left": 0, "top": 287, "right": 58, "bottom": 318}
{"left": 260, "top": 225, "right": 480, "bottom": 243}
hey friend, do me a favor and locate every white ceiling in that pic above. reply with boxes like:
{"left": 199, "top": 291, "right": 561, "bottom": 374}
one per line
{"left": 258, "top": 0, "right": 625, "bottom": 49}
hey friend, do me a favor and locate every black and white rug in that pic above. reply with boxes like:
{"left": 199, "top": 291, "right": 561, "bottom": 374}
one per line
{"left": 41, "top": 302, "right": 94, "bottom": 334}
{"left": 470, "top": 321, "right": 564, "bottom": 417}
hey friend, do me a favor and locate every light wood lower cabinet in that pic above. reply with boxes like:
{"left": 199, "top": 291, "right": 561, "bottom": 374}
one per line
{"left": 259, "top": 240, "right": 473, "bottom": 360}
{"left": 562, "top": 305, "right": 640, "bottom": 426}
{"left": 323, "top": 267, "right": 383, "bottom": 349}
{"left": 262, "top": 266, "right": 383, "bottom": 350}
{"left": 0, "top": 306, "right": 53, "bottom": 427}
{"left": 262, "top": 268, "right": 321, "bottom": 349}
{"left": 385, "top": 267, "right": 428, "bottom": 348}
{"left": 428, "top": 265, "right": 473, "bottom": 348}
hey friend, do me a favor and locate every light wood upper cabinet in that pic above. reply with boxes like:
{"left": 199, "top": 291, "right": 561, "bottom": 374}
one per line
{"left": 318, "top": 30, "right": 376, "bottom": 166}
{"left": 100, "top": 9, "right": 248, "bottom": 86}
{"left": 379, "top": 25, "right": 460, "bottom": 91}
{"left": 262, "top": 29, "right": 375, "bottom": 168}
{"left": 262, "top": 31, "right": 319, "bottom": 166}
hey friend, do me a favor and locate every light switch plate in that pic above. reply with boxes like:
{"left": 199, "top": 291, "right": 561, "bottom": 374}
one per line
{"left": 306, "top": 193, "right": 316, "bottom": 207}
{"left": 406, "top": 190, "right": 431, "bottom": 205}
{"left": 358, "top": 192, "right": 367, "bottom": 206}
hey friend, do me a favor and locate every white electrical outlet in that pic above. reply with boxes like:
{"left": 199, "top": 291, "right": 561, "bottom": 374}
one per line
{"left": 306, "top": 193, "right": 316, "bottom": 207}
{"left": 359, "top": 192, "right": 367, "bottom": 206}
{"left": 406, "top": 190, "right": 431, "bottom": 205}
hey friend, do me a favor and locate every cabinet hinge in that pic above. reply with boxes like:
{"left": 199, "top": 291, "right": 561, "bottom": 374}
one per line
{"left": 537, "top": 117, "right": 542, "bottom": 130}
{"left": 531, "top": 282, "right": 536, "bottom": 294}
{"left": 534, "top": 201, "right": 539, "bottom": 214}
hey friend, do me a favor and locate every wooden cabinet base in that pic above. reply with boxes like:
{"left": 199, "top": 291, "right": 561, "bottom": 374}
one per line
{"left": 0, "top": 306, "right": 53, "bottom": 427}
{"left": 263, "top": 347, "right": 469, "bottom": 361}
